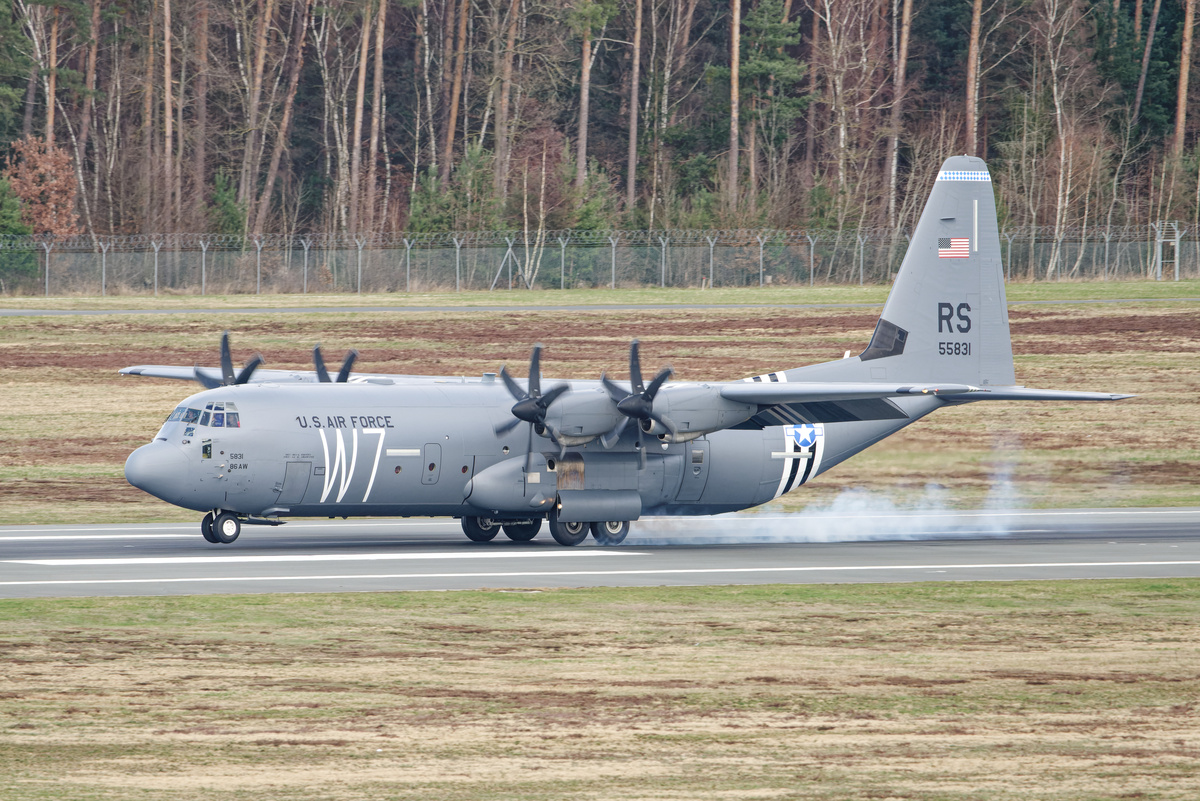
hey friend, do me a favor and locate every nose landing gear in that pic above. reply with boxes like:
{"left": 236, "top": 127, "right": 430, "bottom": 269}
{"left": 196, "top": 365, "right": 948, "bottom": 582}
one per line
{"left": 201, "top": 510, "right": 241, "bottom": 544}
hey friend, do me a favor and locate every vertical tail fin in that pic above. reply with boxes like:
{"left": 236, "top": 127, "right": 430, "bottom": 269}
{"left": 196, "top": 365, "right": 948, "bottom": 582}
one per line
{"left": 788, "top": 155, "right": 1014, "bottom": 387}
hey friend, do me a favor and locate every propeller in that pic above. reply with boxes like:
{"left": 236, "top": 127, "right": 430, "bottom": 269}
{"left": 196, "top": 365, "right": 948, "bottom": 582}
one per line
{"left": 494, "top": 344, "right": 570, "bottom": 472}
{"left": 600, "top": 339, "right": 676, "bottom": 448}
{"left": 193, "top": 331, "right": 263, "bottom": 388}
{"left": 313, "top": 345, "right": 358, "bottom": 383}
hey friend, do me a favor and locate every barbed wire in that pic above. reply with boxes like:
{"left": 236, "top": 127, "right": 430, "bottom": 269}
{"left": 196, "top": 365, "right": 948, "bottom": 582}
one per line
{"left": 0, "top": 223, "right": 1176, "bottom": 252}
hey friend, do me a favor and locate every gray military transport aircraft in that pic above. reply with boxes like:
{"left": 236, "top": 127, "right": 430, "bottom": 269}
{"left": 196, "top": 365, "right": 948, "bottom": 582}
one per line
{"left": 123, "top": 155, "right": 1130, "bottom": 546}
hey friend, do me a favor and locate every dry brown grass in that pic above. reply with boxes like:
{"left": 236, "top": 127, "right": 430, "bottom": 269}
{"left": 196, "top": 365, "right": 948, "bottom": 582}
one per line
{"left": 1, "top": 581, "right": 1198, "bottom": 800}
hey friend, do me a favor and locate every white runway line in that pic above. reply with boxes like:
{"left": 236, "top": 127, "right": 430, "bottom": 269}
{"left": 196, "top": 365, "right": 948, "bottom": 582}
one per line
{"left": 0, "top": 534, "right": 198, "bottom": 542}
{"left": 6, "top": 551, "right": 648, "bottom": 567}
{"left": 2, "top": 560, "right": 1198, "bottom": 587}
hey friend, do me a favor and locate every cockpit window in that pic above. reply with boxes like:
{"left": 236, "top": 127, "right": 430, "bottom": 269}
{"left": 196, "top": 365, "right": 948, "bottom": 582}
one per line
{"left": 195, "top": 401, "right": 240, "bottom": 428}
{"left": 212, "top": 412, "right": 225, "bottom": 428}
{"left": 167, "top": 406, "right": 203, "bottom": 423}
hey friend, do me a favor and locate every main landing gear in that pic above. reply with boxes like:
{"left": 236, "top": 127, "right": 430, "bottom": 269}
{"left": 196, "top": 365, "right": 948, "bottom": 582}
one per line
{"left": 201, "top": 510, "right": 241, "bottom": 544}
{"left": 459, "top": 513, "right": 630, "bottom": 546}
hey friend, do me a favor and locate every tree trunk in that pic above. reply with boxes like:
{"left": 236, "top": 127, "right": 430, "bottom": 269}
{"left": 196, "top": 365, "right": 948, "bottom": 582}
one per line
{"left": 1174, "top": 0, "right": 1194, "bottom": 158}
{"left": 78, "top": 0, "right": 101, "bottom": 168}
{"left": 886, "top": 0, "right": 912, "bottom": 228}
{"left": 625, "top": 0, "right": 643, "bottom": 209}
{"left": 194, "top": 0, "right": 209, "bottom": 220}
{"left": 253, "top": 0, "right": 312, "bottom": 235}
{"left": 440, "top": 0, "right": 469, "bottom": 185}
{"left": 965, "top": 0, "right": 982, "bottom": 156}
{"left": 802, "top": 6, "right": 818, "bottom": 192}
{"left": 728, "top": 0, "right": 740, "bottom": 210}
{"left": 46, "top": 7, "right": 59, "bottom": 148}
{"left": 163, "top": 0, "right": 174, "bottom": 229}
{"left": 240, "top": 0, "right": 277, "bottom": 207}
{"left": 349, "top": 1, "right": 373, "bottom": 231}
{"left": 495, "top": 0, "right": 520, "bottom": 197}
{"left": 366, "top": 0, "right": 388, "bottom": 231}
{"left": 575, "top": 22, "right": 592, "bottom": 191}
{"left": 1132, "top": 0, "right": 1162, "bottom": 123}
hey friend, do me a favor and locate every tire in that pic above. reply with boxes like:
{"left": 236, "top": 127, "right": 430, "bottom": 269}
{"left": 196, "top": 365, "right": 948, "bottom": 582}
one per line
{"left": 591, "top": 520, "right": 630, "bottom": 546}
{"left": 214, "top": 512, "right": 241, "bottom": 544}
{"left": 201, "top": 512, "right": 220, "bottom": 544}
{"left": 548, "top": 507, "right": 589, "bottom": 546}
{"left": 503, "top": 520, "right": 541, "bottom": 542}
{"left": 462, "top": 516, "right": 500, "bottom": 542}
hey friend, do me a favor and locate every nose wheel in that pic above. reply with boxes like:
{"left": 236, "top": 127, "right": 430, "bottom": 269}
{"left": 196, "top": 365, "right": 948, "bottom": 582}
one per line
{"left": 201, "top": 512, "right": 219, "bottom": 543}
{"left": 202, "top": 511, "right": 242, "bottom": 544}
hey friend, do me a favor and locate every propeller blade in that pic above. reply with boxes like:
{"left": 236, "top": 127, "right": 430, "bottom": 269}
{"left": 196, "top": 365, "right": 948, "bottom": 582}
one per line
{"left": 601, "top": 373, "right": 630, "bottom": 403}
{"left": 600, "top": 417, "right": 629, "bottom": 449}
{"left": 219, "top": 332, "right": 235, "bottom": 386}
{"left": 539, "top": 383, "right": 570, "bottom": 408}
{"left": 313, "top": 346, "right": 331, "bottom": 383}
{"left": 649, "top": 410, "right": 679, "bottom": 437}
{"left": 523, "top": 423, "right": 535, "bottom": 474}
{"left": 644, "top": 366, "right": 674, "bottom": 399}
{"left": 629, "top": 339, "right": 644, "bottom": 394}
{"left": 234, "top": 354, "right": 264, "bottom": 385}
{"left": 193, "top": 365, "right": 222, "bottom": 389}
{"left": 499, "top": 366, "right": 526, "bottom": 402}
{"left": 494, "top": 417, "right": 522, "bottom": 436}
{"left": 336, "top": 350, "right": 358, "bottom": 383}
{"left": 528, "top": 344, "right": 543, "bottom": 398}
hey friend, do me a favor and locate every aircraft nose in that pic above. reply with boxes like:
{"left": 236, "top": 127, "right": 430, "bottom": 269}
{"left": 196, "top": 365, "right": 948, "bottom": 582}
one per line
{"left": 125, "top": 443, "right": 188, "bottom": 502}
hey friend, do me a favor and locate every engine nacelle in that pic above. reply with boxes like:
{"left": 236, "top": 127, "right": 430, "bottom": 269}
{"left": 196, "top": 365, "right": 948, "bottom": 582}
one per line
{"left": 542, "top": 388, "right": 623, "bottom": 440}
{"left": 651, "top": 384, "right": 757, "bottom": 440}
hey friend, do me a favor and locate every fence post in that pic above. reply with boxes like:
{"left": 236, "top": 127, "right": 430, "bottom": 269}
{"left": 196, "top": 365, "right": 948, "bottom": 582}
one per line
{"left": 558, "top": 236, "right": 568, "bottom": 289}
{"left": 151, "top": 238, "right": 162, "bottom": 296}
{"left": 659, "top": 235, "right": 668, "bottom": 287}
{"left": 355, "top": 235, "right": 366, "bottom": 293}
{"left": 301, "top": 237, "right": 312, "bottom": 294}
{"left": 99, "top": 240, "right": 110, "bottom": 296}
{"left": 806, "top": 234, "right": 816, "bottom": 286}
{"left": 1004, "top": 231, "right": 1015, "bottom": 282}
{"left": 250, "top": 237, "right": 261, "bottom": 293}
{"left": 403, "top": 238, "right": 412, "bottom": 292}
{"left": 41, "top": 240, "right": 53, "bottom": 296}
{"left": 705, "top": 236, "right": 716, "bottom": 288}
{"left": 199, "top": 239, "right": 209, "bottom": 295}
{"left": 1175, "top": 226, "right": 1184, "bottom": 281}
{"left": 609, "top": 236, "right": 618, "bottom": 289}
{"left": 756, "top": 234, "right": 766, "bottom": 287}
{"left": 856, "top": 232, "right": 867, "bottom": 286}
{"left": 453, "top": 236, "right": 463, "bottom": 291}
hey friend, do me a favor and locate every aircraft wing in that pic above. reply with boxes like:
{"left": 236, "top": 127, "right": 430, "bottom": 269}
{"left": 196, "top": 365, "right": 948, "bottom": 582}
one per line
{"left": 120, "top": 365, "right": 323, "bottom": 383}
{"left": 718, "top": 381, "right": 1132, "bottom": 428}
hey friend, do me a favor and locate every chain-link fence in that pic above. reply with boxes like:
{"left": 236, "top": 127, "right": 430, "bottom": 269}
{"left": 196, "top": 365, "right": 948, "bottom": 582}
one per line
{"left": 0, "top": 225, "right": 1194, "bottom": 295}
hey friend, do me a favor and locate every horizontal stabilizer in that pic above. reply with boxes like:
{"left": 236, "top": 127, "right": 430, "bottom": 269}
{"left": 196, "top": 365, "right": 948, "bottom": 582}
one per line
{"left": 951, "top": 387, "right": 1135, "bottom": 402}
{"left": 720, "top": 382, "right": 980, "bottom": 405}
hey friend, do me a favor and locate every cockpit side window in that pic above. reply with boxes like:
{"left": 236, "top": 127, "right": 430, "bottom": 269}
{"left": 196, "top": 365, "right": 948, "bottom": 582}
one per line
{"left": 181, "top": 408, "right": 201, "bottom": 423}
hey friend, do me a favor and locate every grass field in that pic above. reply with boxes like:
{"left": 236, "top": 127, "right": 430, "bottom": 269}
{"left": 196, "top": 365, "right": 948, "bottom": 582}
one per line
{"left": 1, "top": 580, "right": 1198, "bottom": 800}
{"left": 1, "top": 282, "right": 1198, "bottom": 523}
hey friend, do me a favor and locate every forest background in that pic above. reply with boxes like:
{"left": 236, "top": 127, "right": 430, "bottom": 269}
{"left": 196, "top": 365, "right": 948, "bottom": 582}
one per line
{"left": 1, "top": 0, "right": 1199, "bottom": 252}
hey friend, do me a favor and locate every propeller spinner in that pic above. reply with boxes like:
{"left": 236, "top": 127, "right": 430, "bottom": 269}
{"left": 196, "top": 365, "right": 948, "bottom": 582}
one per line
{"left": 495, "top": 344, "right": 570, "bottom": 472}
{"left": 193, "top": 331, "right": 264, "bottom": 388}
{"left": 600, "top": 339, "right": 676, "bottom": 447}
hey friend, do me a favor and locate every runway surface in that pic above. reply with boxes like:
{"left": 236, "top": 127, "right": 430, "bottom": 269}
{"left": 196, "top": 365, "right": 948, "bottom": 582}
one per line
{"left": 1, "top": 508, "right": 1198, "bottom": 598}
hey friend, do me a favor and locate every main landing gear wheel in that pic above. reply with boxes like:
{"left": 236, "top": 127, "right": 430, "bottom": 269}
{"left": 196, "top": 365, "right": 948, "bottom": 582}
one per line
{"left": 213, "top": 512, "right": 241, "bottom": 544}
{"left": 201, "top": 512, "right": 220, "bottom": 544}
{"left": 462, "top": 517, "right": 501, "bottom": 542}
{"left": 548, "top": 508, "right": 589, "bottom": 546}
{"left": 503, "top": 520, "right": 541, "bottom": 542}
{"left": 591, "top": 520, "right": 630, "bottom": 546}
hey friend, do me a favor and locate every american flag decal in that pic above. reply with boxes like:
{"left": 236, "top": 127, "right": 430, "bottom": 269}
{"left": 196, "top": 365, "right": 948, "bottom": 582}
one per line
{"left": 938, "top": 237, "right": 969, "bottom": 258}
